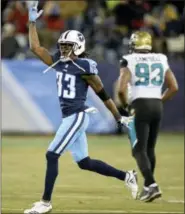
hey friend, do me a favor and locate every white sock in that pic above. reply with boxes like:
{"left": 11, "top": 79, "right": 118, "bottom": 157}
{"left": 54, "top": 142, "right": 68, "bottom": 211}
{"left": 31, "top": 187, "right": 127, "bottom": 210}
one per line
{"left": 149, "top": 183, "right": 158, "bottom": 188}
{"left": 41, "top": 200, "right": 50, "bottom": 205}
{"left": 144, "top": 186, "right": 149, "bottom": 191}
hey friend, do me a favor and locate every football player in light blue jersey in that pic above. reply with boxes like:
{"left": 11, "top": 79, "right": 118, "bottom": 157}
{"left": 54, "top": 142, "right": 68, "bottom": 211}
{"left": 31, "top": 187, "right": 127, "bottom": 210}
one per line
{"left": 24, "top": 2, "right": 138, "bottom": 213}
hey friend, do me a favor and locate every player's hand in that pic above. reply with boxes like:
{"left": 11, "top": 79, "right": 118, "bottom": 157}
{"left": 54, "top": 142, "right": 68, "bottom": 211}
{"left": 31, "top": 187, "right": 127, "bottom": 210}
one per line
{"left": 117, "top": 116, "right": 134, "bottom": 130}
{"left": 124, "top": 104, "right": 135, "bottom": 116}
{"left": 28, "top": 1, "right": 43, "bottom": 22}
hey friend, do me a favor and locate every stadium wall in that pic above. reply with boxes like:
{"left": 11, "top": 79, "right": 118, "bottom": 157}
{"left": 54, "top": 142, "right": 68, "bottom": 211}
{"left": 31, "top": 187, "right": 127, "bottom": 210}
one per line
{"left": 2, "top": 59, "right": 184, "bottom": 134}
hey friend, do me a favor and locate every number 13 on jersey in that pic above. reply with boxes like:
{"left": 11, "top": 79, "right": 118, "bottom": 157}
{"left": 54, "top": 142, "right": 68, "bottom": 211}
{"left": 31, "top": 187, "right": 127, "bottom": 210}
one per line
{"left": 56, "top": 72, "right": 76, "bottom": 99}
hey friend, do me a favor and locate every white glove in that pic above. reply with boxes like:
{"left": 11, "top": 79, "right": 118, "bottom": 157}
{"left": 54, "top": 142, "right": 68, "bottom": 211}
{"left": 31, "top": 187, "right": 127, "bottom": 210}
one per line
{"left": 117, "top": 116, "right": 134, "bottom": 130}
{"left": 28, "top": 0, "right": 43, "bottom": 22}
{"left": 85, "top": 107, "right": 98, "bottom": 114}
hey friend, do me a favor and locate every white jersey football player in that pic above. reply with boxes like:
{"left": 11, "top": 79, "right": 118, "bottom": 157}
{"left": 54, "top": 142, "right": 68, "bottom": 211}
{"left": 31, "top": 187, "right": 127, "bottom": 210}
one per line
{"left": 118, "top": 31, "right": 178, "bottom": 202}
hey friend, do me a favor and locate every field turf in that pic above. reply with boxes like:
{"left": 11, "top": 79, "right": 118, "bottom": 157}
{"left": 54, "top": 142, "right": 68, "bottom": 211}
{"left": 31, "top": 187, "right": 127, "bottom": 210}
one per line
{"left": 1, "top": 133, "right": 184, "bottom": 214}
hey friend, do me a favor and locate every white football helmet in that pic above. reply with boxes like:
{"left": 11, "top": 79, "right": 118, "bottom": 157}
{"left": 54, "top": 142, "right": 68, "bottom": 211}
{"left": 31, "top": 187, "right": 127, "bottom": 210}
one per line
{"left": 58, "top": 30, "right": 86, "bottom": 56}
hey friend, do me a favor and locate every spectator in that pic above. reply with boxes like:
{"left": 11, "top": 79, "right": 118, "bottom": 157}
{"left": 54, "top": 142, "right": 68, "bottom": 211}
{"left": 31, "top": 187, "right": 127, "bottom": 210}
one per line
{"left": 35, "top": 1, "right": 65, "bottom": 51}
{"left": 163, "top": 4, "right": 181, "bottom": 36}
{"left": 1, "top": 0, "right": 9, "bottom": 25}
{"left": 3, "top": 2, "right": 28, "bottom": 34}
{"left": 58, "top": 0, "right": 87, "bottom": 30}
{"left": 2, "top": 23, "right": 20, "bottom": 59}
{"left": 112, "top": 0, "right": 131, "bottom": 35}
{"left": 129, "top": 0, "right": 151, "bottom": 30}
{"left": 43, "top": 1, "right": 64, "bottom": 32}
{"left": 106, "top": 0, "right": 120, "bottom": 11}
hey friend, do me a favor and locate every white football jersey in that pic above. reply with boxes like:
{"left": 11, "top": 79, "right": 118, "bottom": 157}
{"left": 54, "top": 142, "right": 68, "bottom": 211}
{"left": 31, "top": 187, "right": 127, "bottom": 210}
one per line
{"left": 122, "top": 53, "right": 169, "bottom": 102}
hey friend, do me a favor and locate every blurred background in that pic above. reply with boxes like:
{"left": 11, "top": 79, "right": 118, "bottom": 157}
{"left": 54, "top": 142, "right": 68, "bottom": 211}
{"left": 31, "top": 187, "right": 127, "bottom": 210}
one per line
{"left": 1, "top": 0, "right": 184, "bottom": 134}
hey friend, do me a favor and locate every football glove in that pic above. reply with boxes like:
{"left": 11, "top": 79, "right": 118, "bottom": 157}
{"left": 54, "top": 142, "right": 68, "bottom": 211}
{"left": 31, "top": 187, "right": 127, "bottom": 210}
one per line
{"left": 117, "top": 115, "right": 134, "bottom": 130}
{"left": 28, "top": 1, "right": 43, "bottom": 22}
{"left": 123, "top": 104, "right": 135, "bottom": 116}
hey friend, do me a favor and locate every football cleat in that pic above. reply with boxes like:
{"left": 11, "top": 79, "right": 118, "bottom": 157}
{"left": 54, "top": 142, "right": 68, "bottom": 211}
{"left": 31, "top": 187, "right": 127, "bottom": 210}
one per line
{"left": 139, "top": 186, "right": 149, "bottom": 200}
{"left": 24, "top": 201, "right": 52, "bottom": 214}
{"left": 125, "top": 170, "right": 138, "bottom": 199}
{"left": 140, "top": 185, "right": 162, "bottom": 202}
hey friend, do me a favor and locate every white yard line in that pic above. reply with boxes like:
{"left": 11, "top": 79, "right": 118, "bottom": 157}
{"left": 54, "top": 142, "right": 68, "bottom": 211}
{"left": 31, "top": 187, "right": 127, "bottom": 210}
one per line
{"left": 56, "top": 184, "right": 184, "bottom": 190}
{"left": 2, "top": 193, "right": 110, "bottom": 200}
{"left": 1, "top": 208, "right": 184, "bottom": 214}
{"left": 166, "top": 200, "right": 184, "bottom": 204}
{"left": 2, "top": 192, "right": 184, "bottom": 203}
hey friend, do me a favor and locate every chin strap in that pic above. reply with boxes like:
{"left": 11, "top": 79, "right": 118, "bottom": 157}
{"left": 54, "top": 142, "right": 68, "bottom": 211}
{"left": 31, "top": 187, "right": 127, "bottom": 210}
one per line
{"left": 43, "top": 44, "right": 79, "bottom": 74}
{"left": 43, "top": 59, "right": 62, "bottom": 74}
{"left": 60, "top": 49, "right": 73, "bottom": 62}
{"left": 43, "top": 48, "right": 74, "bottom": 74}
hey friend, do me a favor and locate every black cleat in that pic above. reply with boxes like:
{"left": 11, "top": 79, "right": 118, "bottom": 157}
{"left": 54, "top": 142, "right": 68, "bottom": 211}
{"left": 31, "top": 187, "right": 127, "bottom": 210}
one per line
{"left": 139, "top": 187, "right": 149, "bottom": 201}
{"left": 140, "top": 185, "right": 162, "bottom": 202}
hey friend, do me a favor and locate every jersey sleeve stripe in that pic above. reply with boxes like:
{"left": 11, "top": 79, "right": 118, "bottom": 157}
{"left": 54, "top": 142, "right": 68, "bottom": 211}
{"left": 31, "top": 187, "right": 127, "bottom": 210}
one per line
{"left": 71, "top": 60, "right": 86, "bottom": 72}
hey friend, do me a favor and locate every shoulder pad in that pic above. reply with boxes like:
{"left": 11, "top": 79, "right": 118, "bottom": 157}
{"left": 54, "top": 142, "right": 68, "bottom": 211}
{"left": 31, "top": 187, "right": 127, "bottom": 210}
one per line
{"left": 158, "top": 53, "right": 168, "bottom": 61}
{"left": 120, "top": 57, "right": 128, "bottom": 67}
{"left": 80, "top": 58, "right": 98, "bottom": 75}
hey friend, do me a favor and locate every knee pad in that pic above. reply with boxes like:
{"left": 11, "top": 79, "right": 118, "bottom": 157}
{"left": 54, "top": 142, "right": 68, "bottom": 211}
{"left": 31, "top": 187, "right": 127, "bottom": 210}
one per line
{"left": 77, "top": 157, "right": 91, "bottom": 170}
{"left": 132, "top": 146, "right": 139, "bottom": 157}
{"left": 46, "top": 151, "right": 60, "bottom": 163}
{"left": 132, "top": 142, "right": 146, "bottom": 157}
{"left": 46, "top": 152, "right": 59, "bottom": 176}
{"left": 132, "top": 148, "right": 146, "bottom": 159}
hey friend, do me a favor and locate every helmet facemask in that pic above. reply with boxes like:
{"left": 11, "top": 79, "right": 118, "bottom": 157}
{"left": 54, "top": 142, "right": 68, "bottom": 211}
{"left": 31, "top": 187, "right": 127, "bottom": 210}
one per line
{"left": 58, "top": 42, "right": 83, "bottom": 62}
{"left": 58, "top": 42, "right": 75, "bottom": 61}
{"left": 128, "top": 40, "right": 135, "bottom": 53}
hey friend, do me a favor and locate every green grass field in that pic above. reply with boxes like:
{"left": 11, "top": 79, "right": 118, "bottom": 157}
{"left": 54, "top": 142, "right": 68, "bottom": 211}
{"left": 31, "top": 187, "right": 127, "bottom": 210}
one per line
{"left": 2, "top": 133, "right": 184, "bottom": 214}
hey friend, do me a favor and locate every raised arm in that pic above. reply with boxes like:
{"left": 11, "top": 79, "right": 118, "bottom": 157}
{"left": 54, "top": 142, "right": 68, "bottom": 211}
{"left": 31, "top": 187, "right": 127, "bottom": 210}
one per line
{"left": 83, "top": 75, "right": 121, "bottom": 121}
{"left": 28, "top": 2, "right": 53, "bottom": 66}
{"left": 162, "top": 69, "right": 178, "bottom": 102}
{"left": 29, "top": 23, "right": 53, "bottom": 65}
